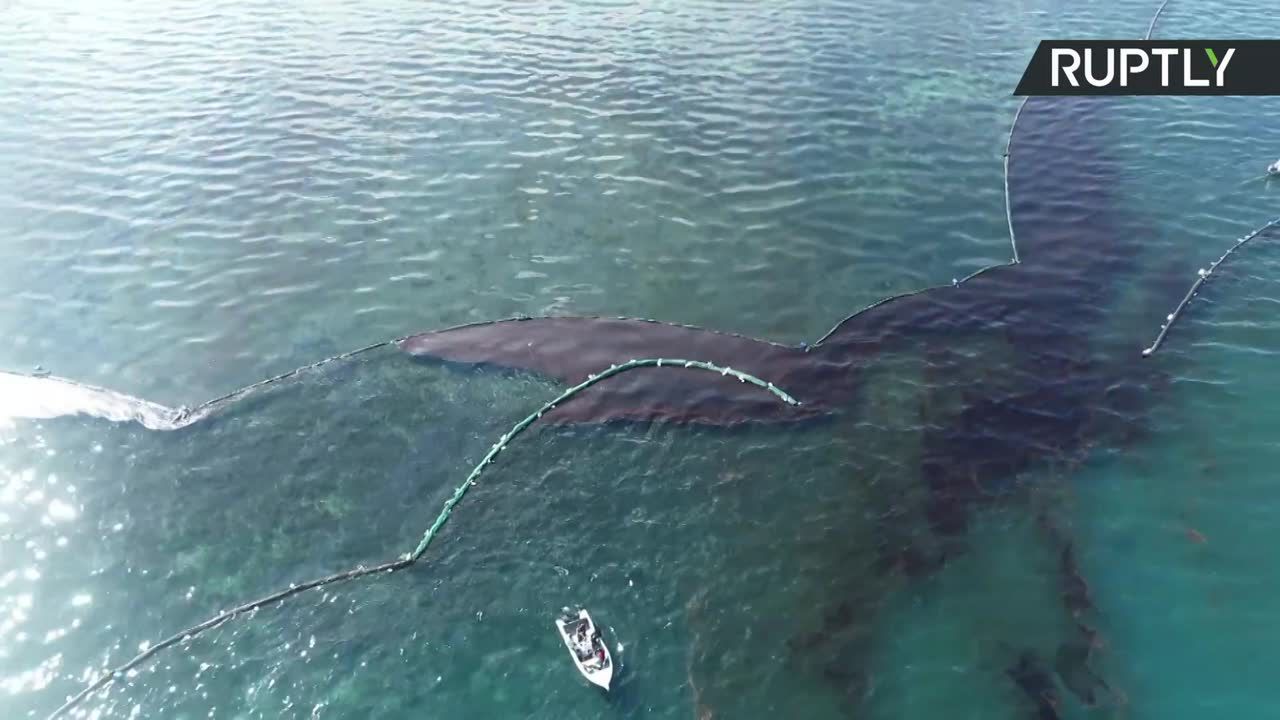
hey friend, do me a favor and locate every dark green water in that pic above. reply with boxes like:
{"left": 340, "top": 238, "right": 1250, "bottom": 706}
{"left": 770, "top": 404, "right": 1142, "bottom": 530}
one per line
{"left": 2, "top": 0, "right": 1280, "bottom": 718}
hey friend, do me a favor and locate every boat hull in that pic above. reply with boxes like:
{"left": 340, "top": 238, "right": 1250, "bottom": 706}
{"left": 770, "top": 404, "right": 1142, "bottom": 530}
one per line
{"left": 555, "top": 610, "right": 613, "bottom": 690}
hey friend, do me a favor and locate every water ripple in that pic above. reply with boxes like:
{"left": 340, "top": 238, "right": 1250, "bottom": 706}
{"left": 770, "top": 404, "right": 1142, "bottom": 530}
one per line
{"left": 3, "top": 0, "right": 1280, "bottom": 717}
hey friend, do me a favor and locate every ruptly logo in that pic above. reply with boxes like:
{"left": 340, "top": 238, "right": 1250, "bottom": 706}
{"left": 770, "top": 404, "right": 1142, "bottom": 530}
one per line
{"left": 1014, "top": 40, "right": 1280, "bottom": 95}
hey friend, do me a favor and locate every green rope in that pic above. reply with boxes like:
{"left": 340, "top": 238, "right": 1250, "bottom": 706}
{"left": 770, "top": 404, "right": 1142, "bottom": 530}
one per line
{"left": 49, "top": 358, "right": 798, "bottom": 719}
{"left": 408, "top": 358, "right": 798, "bottom": 559}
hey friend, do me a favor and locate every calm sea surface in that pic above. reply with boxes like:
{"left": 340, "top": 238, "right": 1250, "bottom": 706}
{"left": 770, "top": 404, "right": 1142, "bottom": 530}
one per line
{"left": 2, "top": 0, "right": 1280, "bottom": 717}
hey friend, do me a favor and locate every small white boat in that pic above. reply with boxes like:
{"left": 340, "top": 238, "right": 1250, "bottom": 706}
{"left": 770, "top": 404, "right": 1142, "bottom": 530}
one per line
{"left": 554, "top": 608, "right": 613, "bottom": 690}
{"left": 1269, "top": 159, "right": 1280, "bottom": 176}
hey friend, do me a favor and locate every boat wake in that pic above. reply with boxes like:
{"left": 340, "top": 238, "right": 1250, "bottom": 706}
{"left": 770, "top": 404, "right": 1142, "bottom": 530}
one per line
{"left": 0, "top": 370, "right": 195, "bottom": 431}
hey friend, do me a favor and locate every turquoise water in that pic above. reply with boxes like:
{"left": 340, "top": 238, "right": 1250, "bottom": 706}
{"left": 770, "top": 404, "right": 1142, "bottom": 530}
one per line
{"left": 3, "top": 0, "right": 1280, "bottom": 717}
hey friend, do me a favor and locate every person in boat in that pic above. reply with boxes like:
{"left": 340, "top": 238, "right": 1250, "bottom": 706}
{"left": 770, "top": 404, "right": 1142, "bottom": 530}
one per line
{"left": 596, "top": 647, "right": 607, "bottom": 666}
{"left": 573, "top": 624, "right": 594, "bottom": 659}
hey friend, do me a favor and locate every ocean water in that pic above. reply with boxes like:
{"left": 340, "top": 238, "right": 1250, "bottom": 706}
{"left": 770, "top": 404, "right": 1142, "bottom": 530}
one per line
{"left": 2, "top": 0, "right": 1280, "bottom": 718}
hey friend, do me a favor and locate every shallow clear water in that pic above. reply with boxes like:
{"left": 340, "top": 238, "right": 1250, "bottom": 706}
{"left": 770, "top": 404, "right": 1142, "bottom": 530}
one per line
{"left": 2, "top": 0, "right": 1280, "bottom": 718}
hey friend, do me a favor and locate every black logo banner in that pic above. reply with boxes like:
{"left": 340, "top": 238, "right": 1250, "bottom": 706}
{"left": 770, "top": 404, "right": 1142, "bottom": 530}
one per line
{"left": 1014, "top": 40, "right": 1280, "bottom": 96}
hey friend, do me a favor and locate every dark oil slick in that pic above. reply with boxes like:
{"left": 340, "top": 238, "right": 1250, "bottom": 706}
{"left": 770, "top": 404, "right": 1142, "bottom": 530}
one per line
{"left": 399, "top": 96, "right": 1180, "bottom": 717}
